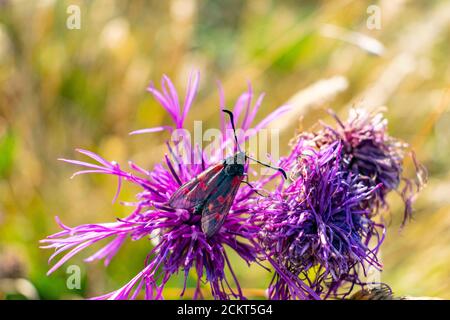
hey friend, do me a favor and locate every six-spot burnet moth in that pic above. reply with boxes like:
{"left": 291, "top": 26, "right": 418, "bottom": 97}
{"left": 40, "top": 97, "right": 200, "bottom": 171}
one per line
{"left": 168, "top": 109, "right": 287, "bottom": 237}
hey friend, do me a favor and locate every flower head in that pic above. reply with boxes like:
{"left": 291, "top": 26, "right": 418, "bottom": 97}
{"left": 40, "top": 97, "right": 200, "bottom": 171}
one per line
{"left": 296, "top": 108, "right": 426, "bottom": 225}
{"left": 41, "top": 72, "right": 289, "bottom": 300}
{"left": 255, "top": 141, "right": 384, "bottom": 299}
{"left": 253, "top": 107, "right": 425, "bottom": 300}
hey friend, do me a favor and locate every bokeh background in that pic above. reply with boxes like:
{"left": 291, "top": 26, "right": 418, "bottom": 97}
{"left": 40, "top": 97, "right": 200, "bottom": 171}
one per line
{"left": 0, "top": 0, "right": 449, "bottom": 299}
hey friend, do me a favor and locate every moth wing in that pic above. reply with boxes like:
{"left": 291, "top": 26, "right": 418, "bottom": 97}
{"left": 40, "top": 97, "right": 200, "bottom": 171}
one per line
{"left": 168, "top": 162, "right": 225, "bottom": 210}
{"left": 201, "top": 174, "right": 243, "bottom": 237}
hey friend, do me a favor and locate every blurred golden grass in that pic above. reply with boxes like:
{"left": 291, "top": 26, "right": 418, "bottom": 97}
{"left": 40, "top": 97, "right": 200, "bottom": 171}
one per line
{"left": 0, "top": 0, "right": 449, "bottom": 299}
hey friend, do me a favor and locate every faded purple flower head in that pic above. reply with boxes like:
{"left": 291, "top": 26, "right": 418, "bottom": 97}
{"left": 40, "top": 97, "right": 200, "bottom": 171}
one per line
{"left": 252, "top": 107, "right": 426, "bottom": 300}
{"left": 255, "top": 141, "right": 385, "bottom": 299}
{"left": 296, "top": 108, "right": 426, "bottom": 225}
{"left": 41, "top": 72, "right": 289, "bottom": 300}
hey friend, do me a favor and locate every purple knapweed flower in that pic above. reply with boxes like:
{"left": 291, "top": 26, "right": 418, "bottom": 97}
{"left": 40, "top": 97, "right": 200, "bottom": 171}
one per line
{"left": 254, "top": 141, "right": 385, "bottom": 300}
{"left": 296, "top": 108, "right": 426, "bottom": 226}
{"left": 41, "top": 72, "right": 289, "bottom": 300}
{"left": 253, "top": 107, "right": 425, "bottom": 300}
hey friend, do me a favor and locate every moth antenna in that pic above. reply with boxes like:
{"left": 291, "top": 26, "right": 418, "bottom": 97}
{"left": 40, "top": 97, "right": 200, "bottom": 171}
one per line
{"left": 246, "top": 155, "right": 287, "bottom": 179}
{"left": 222, "top": 109, "right": 242, "bottom": 153}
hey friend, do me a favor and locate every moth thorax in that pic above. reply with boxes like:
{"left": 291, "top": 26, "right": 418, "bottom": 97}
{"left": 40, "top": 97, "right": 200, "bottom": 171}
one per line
{"left": 225, "top": 164, "right": 244, "bottom": 176}
{"left": 225, "top": 152, "right": 246, "bottom": 165}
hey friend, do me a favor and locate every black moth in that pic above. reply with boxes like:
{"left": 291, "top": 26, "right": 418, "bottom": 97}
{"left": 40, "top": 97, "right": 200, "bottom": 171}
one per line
{"left": 168, "top": 110, "right": 286, "bottom": 237}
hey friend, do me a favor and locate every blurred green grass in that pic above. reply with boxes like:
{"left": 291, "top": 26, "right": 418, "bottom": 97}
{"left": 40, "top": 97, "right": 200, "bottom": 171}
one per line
{"left": 0, "top": 0, "right": 449, "bottom": 299}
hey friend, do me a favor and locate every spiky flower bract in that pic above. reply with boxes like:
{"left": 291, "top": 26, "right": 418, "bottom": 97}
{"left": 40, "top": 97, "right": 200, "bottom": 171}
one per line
{"left": 41, "top": 72, "right": 289, "bottom": 300}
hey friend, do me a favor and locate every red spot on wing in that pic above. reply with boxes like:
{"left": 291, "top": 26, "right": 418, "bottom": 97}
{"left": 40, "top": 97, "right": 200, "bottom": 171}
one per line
{"left": 168, "top": 162, "right": 225, "bottom": 210}
{"left": 201, "top": 174, "right": 244, "bottom": 237}
{"left": 232, "top": 175, "right": 244, "bottom": 187}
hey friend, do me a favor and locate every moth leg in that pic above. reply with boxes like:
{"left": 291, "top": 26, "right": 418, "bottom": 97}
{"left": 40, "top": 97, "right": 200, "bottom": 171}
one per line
{"left": 241, "top": 178, "right": 267, "bottom": 197}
